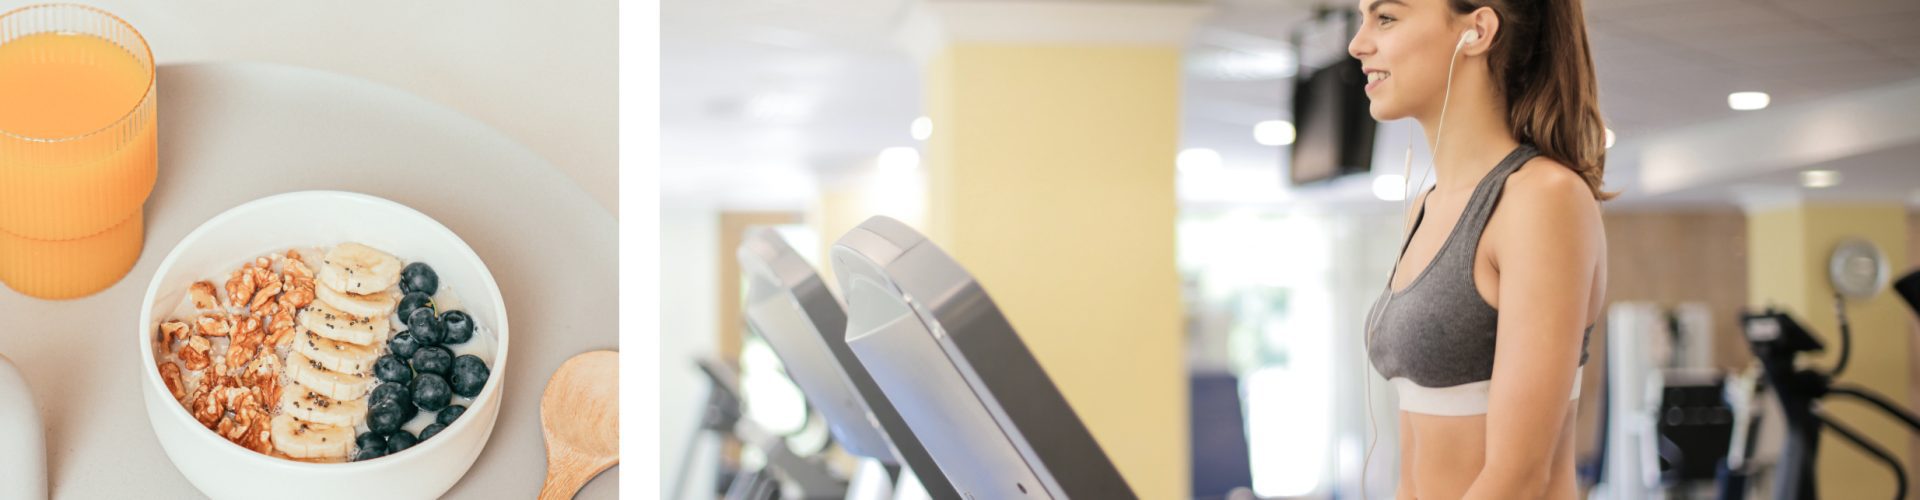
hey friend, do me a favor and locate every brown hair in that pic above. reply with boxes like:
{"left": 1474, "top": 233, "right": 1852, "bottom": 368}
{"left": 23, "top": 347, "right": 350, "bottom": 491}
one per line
{"left": 1450, "top": 0, "right": 1617, "bottom": 200}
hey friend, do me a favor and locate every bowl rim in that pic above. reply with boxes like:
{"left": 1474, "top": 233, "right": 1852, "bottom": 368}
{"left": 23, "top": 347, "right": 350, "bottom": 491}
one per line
{"left": 137, "top": 190, "right": 512, "bottom": 470}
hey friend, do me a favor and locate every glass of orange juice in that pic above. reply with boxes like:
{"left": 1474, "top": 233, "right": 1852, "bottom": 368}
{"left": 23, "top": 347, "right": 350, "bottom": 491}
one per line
{"left": 0, "top": 4, "right": 156, "bottom": 299}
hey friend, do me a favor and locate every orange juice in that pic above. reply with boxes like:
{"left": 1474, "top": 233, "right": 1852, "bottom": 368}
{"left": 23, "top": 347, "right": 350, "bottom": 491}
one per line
{"left": 0, "top": 210, "right": 144, "bottom": 300}
{"left": 0, "top": 4, "right": 157, "bottom": 299}
{"left": 0, "top": 31, "right": 157, "bottom": 239}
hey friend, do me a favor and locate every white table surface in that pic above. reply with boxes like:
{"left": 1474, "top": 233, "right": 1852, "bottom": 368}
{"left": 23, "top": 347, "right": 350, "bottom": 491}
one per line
{"left": 62, "top": 0, "right": 620, "bottom": 213}
{"left": 0, "top": 62, "right": 619, "bottom": 499}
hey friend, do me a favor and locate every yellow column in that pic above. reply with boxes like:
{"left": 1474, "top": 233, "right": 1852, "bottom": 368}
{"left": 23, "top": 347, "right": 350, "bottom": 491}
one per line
{"left": 908, "top": 2, "right": 1205, "bottom": 498}
{"left": 1747, "top": 201, "right": 1913, "bottom": 499}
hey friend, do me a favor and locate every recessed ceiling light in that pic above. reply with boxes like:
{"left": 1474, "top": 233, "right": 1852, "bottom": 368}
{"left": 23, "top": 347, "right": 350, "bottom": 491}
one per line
{"left": 911, "top": 116, "right": 933, "bottom": 141}
{"left": 1800, "top": 169, "right": 1840, "bottom": 188}
{"left": 1254, "top": 120, "right": 1296, "bottom": 146}
{"left": 1177, "top": 148, "right": 1222, "bottom": 172}
{"left": 1604, "top": 128, "right": 1616, "bottom": 149}
{"left": 1372, "top": 174, "right": 1406, "bottom": 201}
{"left": 879, "top": 147, "right": 920, "bottom": 173}
{"left": 1729, "top": 91, "right": 1770, "bottom": 111}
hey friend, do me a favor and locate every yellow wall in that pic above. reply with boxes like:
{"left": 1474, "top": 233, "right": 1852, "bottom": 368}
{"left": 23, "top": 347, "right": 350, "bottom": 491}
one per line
{"left": 922, "top": 43, "right": 1189, "bottom": 498}
{"left": 812, "top": 186, "right": 861, "bottom": 288}
{"left": 1747, "top": 203, "right": 1914, "bottom": 499}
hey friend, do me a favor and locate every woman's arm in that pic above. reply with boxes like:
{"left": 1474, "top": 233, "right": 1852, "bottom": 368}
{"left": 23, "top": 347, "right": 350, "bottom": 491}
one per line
{"left": 1462, "top": 163, "right": 1600, "bottom": 499}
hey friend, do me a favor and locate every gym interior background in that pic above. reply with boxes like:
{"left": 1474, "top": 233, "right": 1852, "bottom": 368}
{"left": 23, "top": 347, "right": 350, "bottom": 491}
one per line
{"left": 660, "top": 0, "right": 1920, "bottom": 498}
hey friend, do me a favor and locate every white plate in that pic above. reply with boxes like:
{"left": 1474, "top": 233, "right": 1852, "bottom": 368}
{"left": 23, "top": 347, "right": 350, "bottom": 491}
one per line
{"left": 0, "top": 63, "right": 617, "bottom": 499}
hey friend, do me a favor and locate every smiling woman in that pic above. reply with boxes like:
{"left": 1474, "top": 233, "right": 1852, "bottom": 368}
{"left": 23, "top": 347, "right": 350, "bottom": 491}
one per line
{"left": 1347, "top": 0, "right": 1612, "bottom": 498}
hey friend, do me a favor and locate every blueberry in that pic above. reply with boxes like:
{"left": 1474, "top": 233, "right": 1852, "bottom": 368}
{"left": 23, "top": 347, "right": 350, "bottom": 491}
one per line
{"left": 356, "top": 431, "right": 388, "bottom": 456}
{"left": 367, "top": 400, "right": 407, "bottom": 434}
{"left": 388, "top": 331, "right": 421, "bottom": 359}
{"left": 370, "top": 383, "right": 417, "bottom": 422}
{"left": 412, "top": 373, "right": 453, "bottom": 412}
{"left": 397, "top": 292, "right": 434, "bottom": 322}
{"left": 373, "top": 354, "right": 413, "bottom": 384}
{"left": 352, "top": 447, "right": 386, "bottom": 462}
{"left": 399, "top": 262, "right": 439, "bottom": 295}
{"left": 407, "top": 308, "right": 446, "bottom": 345}
{"left": 419, "top": 423, "right": 447, "bottom": 441}
{"left": 450, "top": 355, "right": 489, "bottom": 398}
{"left": 386, "top": 430, "right": 420, "bottom": 454}
{"left": 412, "top": 345, "right": 453, "bottom": 376}
{"left": 440, "top": 310, "right": 474, "bottom": 345}
{"left": 437, "top": 404, "right": 466, "bottom": 425}
{"left": 370, "top": 382, "right": 412, "bottom": 408}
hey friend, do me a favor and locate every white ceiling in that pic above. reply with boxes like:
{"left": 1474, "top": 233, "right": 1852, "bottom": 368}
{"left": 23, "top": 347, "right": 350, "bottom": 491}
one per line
{"left": 661, "top": 0, "right": 920, "bottom": 208}
{"left": 662, "top": 0, "right": 1920, "bottom": 210}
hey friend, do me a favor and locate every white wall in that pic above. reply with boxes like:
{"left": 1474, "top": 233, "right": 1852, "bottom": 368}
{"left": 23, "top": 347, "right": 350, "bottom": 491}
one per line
{"left": 1178, "top": 208, "right": 1404, "bottom": 499}
{"left": 1326, "top": 211, "right": 1405, "bottom": 500}
{"left": 661, "top": 196, "right": 719, "bottom": 499}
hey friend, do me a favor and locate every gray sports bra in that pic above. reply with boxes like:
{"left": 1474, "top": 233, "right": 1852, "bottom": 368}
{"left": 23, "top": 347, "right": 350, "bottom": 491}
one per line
{"left": 1364, "top": 144, "right": 1592, "bottom": 416}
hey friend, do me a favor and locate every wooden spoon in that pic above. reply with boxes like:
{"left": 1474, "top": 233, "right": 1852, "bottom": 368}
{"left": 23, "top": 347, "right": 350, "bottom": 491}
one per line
{"left": 539, "top": 350, "right": 620, "bottom": 499}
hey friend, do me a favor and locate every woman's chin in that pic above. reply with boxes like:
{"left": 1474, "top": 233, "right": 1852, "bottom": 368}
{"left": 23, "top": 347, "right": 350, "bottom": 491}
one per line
{"left": 1367, "top": 100, "right": 1407, "bottom": 122}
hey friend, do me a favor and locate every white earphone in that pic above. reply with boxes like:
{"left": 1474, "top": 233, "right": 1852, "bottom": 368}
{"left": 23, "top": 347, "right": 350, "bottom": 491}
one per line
{"left": 1359, "top": 25, "right": 1481, "bottom": 500}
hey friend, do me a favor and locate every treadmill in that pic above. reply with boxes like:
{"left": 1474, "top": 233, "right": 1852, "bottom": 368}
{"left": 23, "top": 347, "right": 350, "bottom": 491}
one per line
{"left": 738, "top": 228, "right": 958, "bottom": 500}
{"left": 829, "top": 216, "right": 1137, "bottom": 499}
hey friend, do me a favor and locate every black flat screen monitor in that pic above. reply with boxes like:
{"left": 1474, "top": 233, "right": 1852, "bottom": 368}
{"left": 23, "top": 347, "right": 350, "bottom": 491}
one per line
{"left": 1289, "top": 57, "right": 1377, "bottom": 186}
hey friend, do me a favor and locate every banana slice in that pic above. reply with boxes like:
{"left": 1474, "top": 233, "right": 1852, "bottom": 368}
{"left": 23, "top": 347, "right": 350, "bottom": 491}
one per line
{"left": 316, "top": 242, "right": 403, "bottom": 295}
{"left": 286, "top": 351, "right": 374, "bottom": 401}
{"left": 294, "top": 328, "right": 382, "bottom": 375}
{"left": 280, "top": 382, "right": 368, "bottom": 428}
{"left": 315, "top": 281, "right": 399, "bottom": 320}
{"left": 270, "top": 414, "right": 353, "bottom": 459}
{"left": 298, "top": 298, "right": 390, "bottom": 346}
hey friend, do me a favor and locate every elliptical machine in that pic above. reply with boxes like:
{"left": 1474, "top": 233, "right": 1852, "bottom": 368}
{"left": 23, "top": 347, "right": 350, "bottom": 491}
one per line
{"left": 1728, "top": 270, "right": 1920, "bottom": 500}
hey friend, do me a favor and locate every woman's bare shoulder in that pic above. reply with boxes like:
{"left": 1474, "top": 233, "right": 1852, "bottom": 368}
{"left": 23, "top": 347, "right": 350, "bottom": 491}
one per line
{"left": 1489, "top": 157, "right": 1603, "bottom": 253}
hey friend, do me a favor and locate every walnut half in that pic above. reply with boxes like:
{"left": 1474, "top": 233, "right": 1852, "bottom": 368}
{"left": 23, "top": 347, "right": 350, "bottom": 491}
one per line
{"left": 226, "top": 265, "right": 258, "bottom": 311}
{"left": 196, "top": 314, "right": 234, "bottom": 338}
{"left": 187, "top": 383, "right": 224, "bottom": 428}
{"left": 180, "top": 335, "right": 213, "bottom": 372}
{"left": 158, "top": 320, "right": 190, "bottom": 346}
{"left": 190, "top": 280, "right": 220, "bottom": 311}
{"left": 159, "top": 362, "right": 188, "bottom": 402}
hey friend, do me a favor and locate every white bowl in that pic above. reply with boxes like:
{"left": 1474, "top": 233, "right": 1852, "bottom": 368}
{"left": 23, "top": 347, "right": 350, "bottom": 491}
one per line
{"left": 138, "top": 191, "right": 510, "bottom": 500}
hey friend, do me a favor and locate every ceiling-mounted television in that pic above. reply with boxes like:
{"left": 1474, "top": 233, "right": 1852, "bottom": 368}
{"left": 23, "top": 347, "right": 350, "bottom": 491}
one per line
{"left": 1289, "top": 10, "right": 1378, "bottom": 186}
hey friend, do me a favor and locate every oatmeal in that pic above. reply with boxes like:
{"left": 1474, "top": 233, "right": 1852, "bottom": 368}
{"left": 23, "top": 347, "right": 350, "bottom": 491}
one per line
{"left": 153, "top": 243, "right": 494, "bottom": 462}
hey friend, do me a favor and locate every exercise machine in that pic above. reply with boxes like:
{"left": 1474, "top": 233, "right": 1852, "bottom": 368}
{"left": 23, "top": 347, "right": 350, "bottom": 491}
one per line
{"left": 830, "top": 216, "right": 1136, "bottom": 499}
{"left": 671, "top": 357, "right": 847, "bottom": 500}
{"left": 737, "top": 227, "right": 955, "bottom": 500}
{"left": 1729, "top": 274, "right": 1920, "bottom": 500}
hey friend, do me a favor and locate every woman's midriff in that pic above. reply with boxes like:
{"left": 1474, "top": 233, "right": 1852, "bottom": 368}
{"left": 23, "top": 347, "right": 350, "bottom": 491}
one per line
{"left": 1402, "top": 402, "right": 1579, "bottom": 500}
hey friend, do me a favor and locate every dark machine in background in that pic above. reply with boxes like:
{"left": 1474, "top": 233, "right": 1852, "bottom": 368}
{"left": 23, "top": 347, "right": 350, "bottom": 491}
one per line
{"left": 1288, "top": 58, "right": 1375, "bottom": 186}
{"left": 1726, "top": 271, "right": 1920, "bottom": 500}
{"left": 1657, "top": 378, "right": 1736, "bottom": 486}
{"left": 671, "top": 359, "right": 846, "bottom": 500}
{"left": 1587, "top": 268, "right": 1920, "bottom": 500}
{"left": 1288, "top": 8, "right": 1377, "bottom": 187}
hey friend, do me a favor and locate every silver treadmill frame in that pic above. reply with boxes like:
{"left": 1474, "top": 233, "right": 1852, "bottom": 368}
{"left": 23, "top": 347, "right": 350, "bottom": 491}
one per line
{"left": 831, "top": 216, "right": 1135, "bottom": 500}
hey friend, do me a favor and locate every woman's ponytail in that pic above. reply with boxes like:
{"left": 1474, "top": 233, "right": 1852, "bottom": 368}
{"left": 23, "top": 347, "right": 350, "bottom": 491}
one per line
{"left": 1453, "top": 0, "right": 1617, "bottom": 200}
